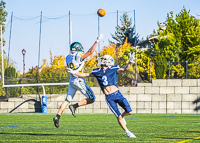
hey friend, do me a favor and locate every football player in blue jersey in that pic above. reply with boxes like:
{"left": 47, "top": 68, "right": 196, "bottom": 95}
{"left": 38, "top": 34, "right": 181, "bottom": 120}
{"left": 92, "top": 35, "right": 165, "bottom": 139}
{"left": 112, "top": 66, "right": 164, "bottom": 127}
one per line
{"left": 68, "top": 54, "right": 136, "bottom": 138}
{"left": 53, "top": 34, "right": 104, "bottom": 128}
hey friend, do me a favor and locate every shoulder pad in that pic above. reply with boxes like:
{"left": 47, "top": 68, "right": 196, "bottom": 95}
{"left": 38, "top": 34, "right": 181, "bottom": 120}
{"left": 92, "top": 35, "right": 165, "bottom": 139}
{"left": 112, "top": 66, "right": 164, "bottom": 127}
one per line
{"left": 66, "top": 54, "right": 73, "bottom": 60}
{"left": 93, "top": 68, "right": 99, "bottom": 71}
{"left": 66, "top": 55, "right": 70, "bottom": 58}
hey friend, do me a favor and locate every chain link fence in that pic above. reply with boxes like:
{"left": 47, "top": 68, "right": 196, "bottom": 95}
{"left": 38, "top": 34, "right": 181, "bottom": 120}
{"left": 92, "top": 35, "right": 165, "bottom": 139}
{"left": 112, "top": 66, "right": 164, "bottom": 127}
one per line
{"left": 2, "top": 61, "right": 200, "bottom": 98}
{"left": 149, "top": 61, "right": 200, "bottom": 81}
{"left": 3, "top": 76, "right": 70, "bottom": 98}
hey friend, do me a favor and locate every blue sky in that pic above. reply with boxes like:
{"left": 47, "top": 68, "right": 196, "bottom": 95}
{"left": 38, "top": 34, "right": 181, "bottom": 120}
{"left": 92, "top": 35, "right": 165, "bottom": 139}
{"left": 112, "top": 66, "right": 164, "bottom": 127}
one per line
{"left": 3, "top": 0, "right": 200, "bottom": 73}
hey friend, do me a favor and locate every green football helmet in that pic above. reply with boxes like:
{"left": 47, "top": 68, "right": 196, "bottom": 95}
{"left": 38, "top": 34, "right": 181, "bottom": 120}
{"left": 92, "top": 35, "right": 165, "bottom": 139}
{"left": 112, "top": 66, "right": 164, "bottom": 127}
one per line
{"left": 70, "top": 42, "right": 84, "bottom": 53}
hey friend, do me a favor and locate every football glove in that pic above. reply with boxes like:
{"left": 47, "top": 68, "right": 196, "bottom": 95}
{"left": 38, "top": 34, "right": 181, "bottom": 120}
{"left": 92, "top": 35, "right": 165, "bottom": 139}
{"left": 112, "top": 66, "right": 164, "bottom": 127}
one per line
{"left": 96, "top": 34, "right": 104, "bottom": 43}
{"left": 129, "top": 52, "right": 135, "bottom": 63}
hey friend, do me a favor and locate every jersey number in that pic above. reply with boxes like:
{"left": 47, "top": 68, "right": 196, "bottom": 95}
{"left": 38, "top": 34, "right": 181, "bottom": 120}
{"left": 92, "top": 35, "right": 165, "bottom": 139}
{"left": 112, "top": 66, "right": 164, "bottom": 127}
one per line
{"left": 102, "top": 76, "right": 108, "bottom": 86}
{"left": 67, "top": 63, "right": 75, "bottom": 70}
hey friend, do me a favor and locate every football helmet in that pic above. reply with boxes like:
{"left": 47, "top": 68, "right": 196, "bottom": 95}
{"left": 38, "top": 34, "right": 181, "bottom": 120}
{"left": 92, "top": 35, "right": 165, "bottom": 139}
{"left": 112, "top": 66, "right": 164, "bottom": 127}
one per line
{"left": 98, "top": 55, "right": 114, "bottom": 67}
{"left": 70, "top": 42, "right": 84, "bottom": 54}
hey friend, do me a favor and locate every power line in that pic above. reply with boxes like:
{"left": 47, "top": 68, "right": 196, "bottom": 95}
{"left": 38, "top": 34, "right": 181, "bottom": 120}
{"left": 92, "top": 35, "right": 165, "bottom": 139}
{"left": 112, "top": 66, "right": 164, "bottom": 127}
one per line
{"left": 43, "top": 14, "right": 68, "bottom": 19}
{"left": 4, "top": 18, "right": 11, "bottom": 29}
{"left": 71, "top": 13, "right": 96, "bottom": 16}
{"left": 11, "top": 10, "right": 134, "bottom": 20}
{"left": 118, "top": 10, "right": 134, "bottom": 13}
{"left": 13, "top": 16, "right": 40, "bottom": 21}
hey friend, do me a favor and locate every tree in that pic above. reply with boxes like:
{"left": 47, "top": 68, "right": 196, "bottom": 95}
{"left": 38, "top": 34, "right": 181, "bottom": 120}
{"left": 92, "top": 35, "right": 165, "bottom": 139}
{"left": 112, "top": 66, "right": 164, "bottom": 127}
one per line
{"left": 188, "top": 57, "right": 200, "bottom": 79}
{"left": 0, "top": 1, "right": 12, "bottom": 97}
{"left": 4, "top": 66, "right": 20, "bottom": 97}
{"left": 5, "top": 66, "right": 18, "bottom": 78}
{"left": 0, "top": 0, "right": 8, "bottom": 80}
{"left": 154, "top": 55, "right": 167, "bottom": 79}
{"left": 155, "top": 7, "right": 200, "bottom": 62}
{"left": 24, "top": 51, "right": 70, "bottom": 94}
{"left": 111, "top": 13, "right": 139, "bottom": 46}
{"left": 0, "top": 0, "right": 7, "bottom": 46}
{"left": 147, "top": 7, "right": 200, "bottom": 79}
{"left": 0, "top": 1, "right": 7, "bottom": 23}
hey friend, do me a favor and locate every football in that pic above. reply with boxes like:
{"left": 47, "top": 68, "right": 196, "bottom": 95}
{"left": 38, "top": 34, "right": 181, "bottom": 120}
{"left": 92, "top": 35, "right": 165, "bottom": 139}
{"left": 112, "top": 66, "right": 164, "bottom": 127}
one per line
{"left": 97, "top": 8, "right": 106, "bottom": 17}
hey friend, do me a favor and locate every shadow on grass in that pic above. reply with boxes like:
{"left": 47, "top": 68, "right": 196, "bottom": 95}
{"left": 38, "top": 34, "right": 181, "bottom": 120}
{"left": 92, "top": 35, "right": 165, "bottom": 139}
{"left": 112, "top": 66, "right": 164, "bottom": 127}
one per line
{"left": 0, "top": 132, "right": 106, "bottom": 137}
{"left": 9, "top": 99, "right": 41, "bottom": 113}
{"left": 180, "top": 130, "right": 200, "bottom": 133}
{"left": 164, "top": 130, "right": 200, "bottom": 133}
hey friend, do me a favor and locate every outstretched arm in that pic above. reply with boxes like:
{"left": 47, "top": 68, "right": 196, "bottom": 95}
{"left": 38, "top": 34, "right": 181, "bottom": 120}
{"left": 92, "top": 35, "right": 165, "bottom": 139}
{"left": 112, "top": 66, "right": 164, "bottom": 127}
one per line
{"left": 74, "top": 72, "right": 93, "bottom": 78}
{"left": 117, "top": 61, "right": 134, "bottom": 73}
{"left": 81, "top": 34, "right": 104, "bottom": 61}
{"left": 81, "top": 42, "right": 98, "bottom": 60}
{"left": 67, "top": 68, "right": 93, "bottom": 78}
{"left": 117, "top": 52, "right": 135, "bottom": 73}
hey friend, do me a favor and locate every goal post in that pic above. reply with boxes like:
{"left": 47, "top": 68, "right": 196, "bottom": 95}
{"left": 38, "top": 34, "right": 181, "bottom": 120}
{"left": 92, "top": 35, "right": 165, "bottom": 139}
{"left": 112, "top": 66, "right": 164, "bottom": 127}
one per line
{"left": 1, "top": 25, "right": 69, "bottom": 113}
{"left": 1, "top": 25, "right": 69, "bottom": 95}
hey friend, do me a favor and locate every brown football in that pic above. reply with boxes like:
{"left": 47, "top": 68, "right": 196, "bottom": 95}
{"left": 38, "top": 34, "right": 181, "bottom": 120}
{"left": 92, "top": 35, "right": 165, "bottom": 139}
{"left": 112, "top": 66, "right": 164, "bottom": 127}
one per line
{"left": 97, "top": 8, "right": 106, "bottom": 17}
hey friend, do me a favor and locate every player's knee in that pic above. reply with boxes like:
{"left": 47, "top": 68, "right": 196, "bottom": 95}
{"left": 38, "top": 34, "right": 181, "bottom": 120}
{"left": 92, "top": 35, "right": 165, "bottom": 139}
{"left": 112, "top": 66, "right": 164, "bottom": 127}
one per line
{"left": 65, "top": 96, "right": 72, "bottom": 103}
{"left": 90, "top": 95, "right": 96, "bottom": 102}
{"left": 87, "top": 98, "right": 95, "bottom": 104}
{"left": 117, "top": 115, "right": 123, "bottom": 120}
{"left": 128, "top": 111, "right": 133, "bottom": 115}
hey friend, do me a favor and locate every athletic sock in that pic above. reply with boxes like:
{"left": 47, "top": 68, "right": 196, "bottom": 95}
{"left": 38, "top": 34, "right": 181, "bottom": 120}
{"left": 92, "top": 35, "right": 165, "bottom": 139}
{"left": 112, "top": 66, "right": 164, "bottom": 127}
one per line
{"left": 125, "top": 129, "right": 131, "bottom": 134}
{"left": 56, "top": 114, "right": 60, "bottom": 120}
{"left": 72, "top": 103, "right": 79, "bottom": 109}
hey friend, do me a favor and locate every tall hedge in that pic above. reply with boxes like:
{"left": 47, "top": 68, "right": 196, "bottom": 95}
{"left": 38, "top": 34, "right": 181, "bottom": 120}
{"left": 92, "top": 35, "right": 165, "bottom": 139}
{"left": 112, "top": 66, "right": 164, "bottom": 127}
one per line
{"left": 154, "top": 55, "right": 167, "bottom": 79}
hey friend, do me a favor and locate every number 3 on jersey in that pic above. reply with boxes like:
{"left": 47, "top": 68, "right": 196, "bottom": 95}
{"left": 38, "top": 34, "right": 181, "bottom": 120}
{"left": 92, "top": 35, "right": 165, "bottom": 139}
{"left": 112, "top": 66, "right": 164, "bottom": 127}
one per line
{"left": 102, "top": 76, "right": 108, "bottom": 86}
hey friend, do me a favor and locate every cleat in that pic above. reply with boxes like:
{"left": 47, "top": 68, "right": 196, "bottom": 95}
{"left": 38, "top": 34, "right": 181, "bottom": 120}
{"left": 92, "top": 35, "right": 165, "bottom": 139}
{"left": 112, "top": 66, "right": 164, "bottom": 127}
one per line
{"left": 122, "top": 117, "right": 126, "bottom": 125}
{"left": 69, "top": 105, "right": 76, "bottom": 117}
{"left": 127, "top": 132, "right": 136, "bottom": 138}
{"left": 53, "top": 116, "right": 59, "bottom": 128}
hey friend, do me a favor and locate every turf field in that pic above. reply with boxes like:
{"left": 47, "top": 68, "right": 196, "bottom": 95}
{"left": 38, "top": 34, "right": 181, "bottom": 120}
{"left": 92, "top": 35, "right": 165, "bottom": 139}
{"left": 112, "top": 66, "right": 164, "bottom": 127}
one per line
{"left": 0, "top": 113, "right": 200, "bottom": 143}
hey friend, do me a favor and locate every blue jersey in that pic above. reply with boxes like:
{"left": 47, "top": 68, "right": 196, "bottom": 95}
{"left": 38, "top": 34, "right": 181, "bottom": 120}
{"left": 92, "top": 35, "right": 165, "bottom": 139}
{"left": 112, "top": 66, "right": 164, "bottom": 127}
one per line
{"left": 91, "top": 65, "right": 120, "bottom": 91}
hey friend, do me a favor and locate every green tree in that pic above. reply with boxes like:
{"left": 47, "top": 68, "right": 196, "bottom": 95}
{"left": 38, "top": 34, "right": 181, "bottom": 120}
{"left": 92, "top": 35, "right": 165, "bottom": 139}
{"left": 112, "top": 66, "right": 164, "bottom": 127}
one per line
{"left": 5, "top": 66, "right": 18, "bottom": 78}
{"left": 156, "top": 7, "right": 200, "bottom": 62}
{"left": 4, "top": 66, "right": 20, "bottom": 97}
{"left": 0, "top": 1, "right": 7, "bottom": 23}
{"left": 23, "top": 51, "right": 70, "bottom": 95}
{"left": 111, "top": 13, "right": 139, "bottom": 46}
{"left": 188, "top": 57, "right": 200, "bottom": 78}
{"left": 0, "top": 0, "right": 8, "bottom": 78}
{"left": 154, "top": 55, "right": 167, "bottom": 79}
{"left": 0, "top": 1, "right": 9, "bottom": 96}
{"left": 0, "top": 0, "right": 7, "bottom": 46}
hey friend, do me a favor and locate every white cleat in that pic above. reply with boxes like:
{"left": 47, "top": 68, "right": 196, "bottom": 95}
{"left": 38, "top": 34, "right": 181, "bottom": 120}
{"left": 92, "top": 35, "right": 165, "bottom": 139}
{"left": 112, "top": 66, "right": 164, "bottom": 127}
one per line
{"left": 122, "top": 117, "right": 127, "bottom": 125}
{"left": 127, "top": 132, "right": 136, "bottom": 138}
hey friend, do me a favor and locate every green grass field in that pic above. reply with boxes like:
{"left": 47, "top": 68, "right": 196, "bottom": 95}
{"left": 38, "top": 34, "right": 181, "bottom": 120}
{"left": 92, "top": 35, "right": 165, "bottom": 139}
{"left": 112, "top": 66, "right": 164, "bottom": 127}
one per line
{"left": 0, "top": 113, "right": 200, "bottom": 143}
